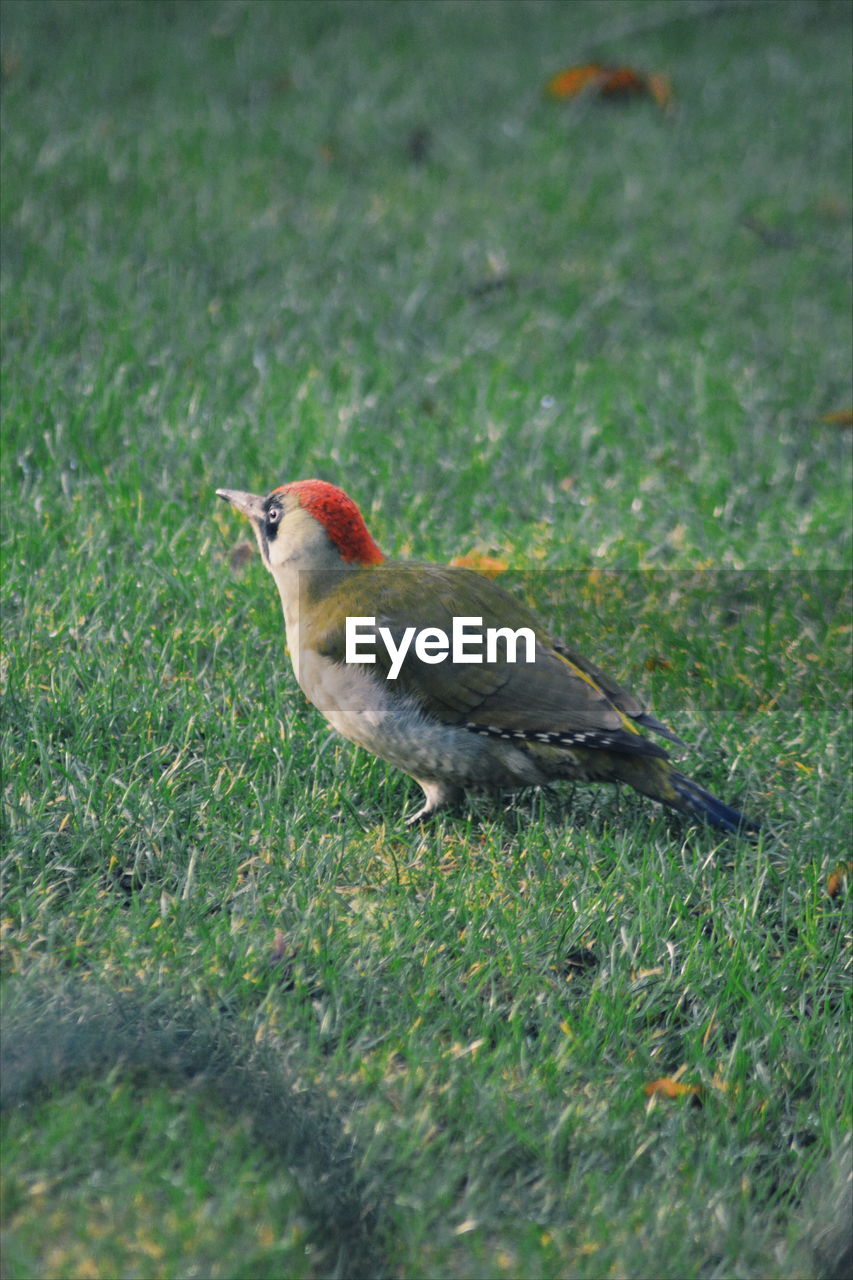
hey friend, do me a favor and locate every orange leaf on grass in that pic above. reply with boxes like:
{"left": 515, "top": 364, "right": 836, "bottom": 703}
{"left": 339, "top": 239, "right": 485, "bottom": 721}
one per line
{"left": 596, "top": 67, "right": 648, "bottom": 97}
{"left": 644, "top": 1077, "right": 703, "bottom": 1105}
{"left": 449, "top": 552, "right": 508, "bottom": 578}
{"left": 546, "top": 64, "right": 671, "bottom": 109}
{"left": 646, "top": 73, "right": 673, "bottom": 110}
{"left": 546, "top": 64, "right": 606, "bottom": 98}
{"left": 821, "top": 409, "right": 853, "bottom": 427}
{"left": 827, "top": 862, "right": 853, "bottom": 897}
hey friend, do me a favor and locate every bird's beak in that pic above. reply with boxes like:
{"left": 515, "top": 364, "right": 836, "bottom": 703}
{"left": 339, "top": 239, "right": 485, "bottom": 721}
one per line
{"left": 216, "top": 489, "right": 267, "bottom": 522}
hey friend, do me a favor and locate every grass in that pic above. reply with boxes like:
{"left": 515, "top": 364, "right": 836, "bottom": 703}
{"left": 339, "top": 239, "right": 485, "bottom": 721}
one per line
{"left": 1, "top": 1, "right": 851, "bottom": 1277}
{"left": 3, "top": 1081, "right": 317, "bottom": 1280}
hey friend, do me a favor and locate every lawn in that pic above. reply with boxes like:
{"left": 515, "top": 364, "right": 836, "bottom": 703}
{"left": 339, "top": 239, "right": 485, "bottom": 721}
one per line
{"left": 1, "top": 1, "right": 851, "bottom": 1277}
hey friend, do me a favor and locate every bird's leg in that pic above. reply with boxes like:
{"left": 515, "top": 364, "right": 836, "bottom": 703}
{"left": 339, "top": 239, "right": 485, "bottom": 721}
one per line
{"left": 406, "top": 780, "right": 465, "bottom": 824}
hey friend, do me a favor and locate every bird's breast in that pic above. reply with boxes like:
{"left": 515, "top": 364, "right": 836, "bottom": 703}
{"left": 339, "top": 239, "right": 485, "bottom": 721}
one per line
{"left": 293, "top": 647, "right": 551, "bottom": 788}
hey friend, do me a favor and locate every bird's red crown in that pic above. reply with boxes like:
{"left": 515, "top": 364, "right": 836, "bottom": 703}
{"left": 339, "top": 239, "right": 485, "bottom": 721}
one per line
{"left": 273, "top": 480, "right": 384, "bottom": 565}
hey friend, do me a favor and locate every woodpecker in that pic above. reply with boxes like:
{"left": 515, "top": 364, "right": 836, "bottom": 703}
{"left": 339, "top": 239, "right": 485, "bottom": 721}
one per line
{"left": 216, "top": 480, "right": 759, "bottom": 834}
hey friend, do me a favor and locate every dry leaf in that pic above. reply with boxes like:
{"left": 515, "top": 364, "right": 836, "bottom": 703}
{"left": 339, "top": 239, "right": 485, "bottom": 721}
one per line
{"left": 449, "top": 552, "right": 508, "bottom": 578}
{"left": 452, "top": 1219, "right": 480, "bottom": 1236}
{"left": 827, "top": 862, "right": 853, "bottom": 898}
{"left": 820, "top": 409, "right": 853, "bottom": 427}
{"left": 596, "top": 67, "right": 649, "bottom": 98}
{"left": 644, "top": 1077, "right": 703, "bottom": 1106}
{"left": 547, "top": 64, "right": 608, "bottom": 98}
{"left": 646, "top": 72, "right": 672, "bottom": 110}
{"left": 546, "top": 63, "right": 671, "bottom": 109}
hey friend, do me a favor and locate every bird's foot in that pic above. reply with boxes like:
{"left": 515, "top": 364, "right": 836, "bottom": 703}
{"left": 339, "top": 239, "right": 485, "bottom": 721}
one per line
{"left": 405, "top": 780, "right": 465, "bottom": 825}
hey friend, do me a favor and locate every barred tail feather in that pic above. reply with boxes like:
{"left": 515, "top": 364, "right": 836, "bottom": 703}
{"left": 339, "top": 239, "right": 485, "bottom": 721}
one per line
{"left": 670, "top": 771, "right": 760, "bottom": 836}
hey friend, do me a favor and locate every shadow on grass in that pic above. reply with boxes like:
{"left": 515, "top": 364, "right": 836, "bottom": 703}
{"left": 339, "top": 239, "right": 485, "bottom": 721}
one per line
{"left": 1, "top": 982, "right": 386, "bottom": 1279}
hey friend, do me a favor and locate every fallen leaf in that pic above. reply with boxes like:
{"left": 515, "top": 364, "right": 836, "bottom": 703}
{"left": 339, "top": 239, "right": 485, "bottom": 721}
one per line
{"left": 645, "top": 654, "right": 673, "bottom": 672}
{"left": 646, "top": 73, "right": 672, "bottom": 110}
{"left": 546, "top": 63, "right": 671, "bottom": 109}
{"left": 820, "top": 409, "right": 853, "bottom": 427}
{"left": 449, "top": 552, "right": 508, "bottom": 578}
{"left": 453, "top": 1219, "right": 480, "bottom": 1236}
{"left": 546, "top": 64, "right": 606, "bottom": 98}
{"left": 449, "top": 1038, "right": 487, "bottom": 1060}
{"left": 644, "top": 1077, "right": 703, "bottom": 1106}
{"left": 827, "top": 862, "right": 853, "bottom": 897}
{"left": 597, "top": 67, "right": 649, "bottom": 97}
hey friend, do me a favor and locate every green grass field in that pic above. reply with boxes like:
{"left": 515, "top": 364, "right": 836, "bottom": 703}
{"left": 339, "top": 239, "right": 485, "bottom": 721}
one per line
{"left": 1, "top": 1, "right": 851, "bottom": 1276}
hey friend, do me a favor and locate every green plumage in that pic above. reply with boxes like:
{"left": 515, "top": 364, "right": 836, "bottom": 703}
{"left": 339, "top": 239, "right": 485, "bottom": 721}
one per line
{"left": 218, "top": 481, "right": 759, "bottom": 834}
{"left": 301, "top": 563, "right": 758, "bottom": 835}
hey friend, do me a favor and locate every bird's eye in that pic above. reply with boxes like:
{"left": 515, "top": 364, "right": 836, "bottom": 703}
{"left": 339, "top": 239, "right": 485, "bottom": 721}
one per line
{"left": 266, "top": 505, "right": 281, "bottom": 527}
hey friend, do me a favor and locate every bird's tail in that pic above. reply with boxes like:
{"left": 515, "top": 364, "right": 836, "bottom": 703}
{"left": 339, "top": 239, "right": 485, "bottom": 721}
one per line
{"left": 669, "top": 770, "right": 760, "bottom": 836}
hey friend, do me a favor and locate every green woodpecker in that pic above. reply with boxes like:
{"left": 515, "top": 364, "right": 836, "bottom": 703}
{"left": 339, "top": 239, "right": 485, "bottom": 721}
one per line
{"left": 216, "top": 480, "right": 758, "bottom": 834}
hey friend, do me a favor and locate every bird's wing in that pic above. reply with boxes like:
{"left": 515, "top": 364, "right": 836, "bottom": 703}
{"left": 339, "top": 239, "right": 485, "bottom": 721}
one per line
{"left": 549, "top": 638, "right": 685, "bottom": 745}
{"left": 313, "top": 565, "right": 668, "bottom": 758}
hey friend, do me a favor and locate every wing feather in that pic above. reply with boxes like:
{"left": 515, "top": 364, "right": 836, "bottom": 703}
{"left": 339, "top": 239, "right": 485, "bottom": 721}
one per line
{"left": 307, "top": 565, "right": 671, "bottom": 757}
